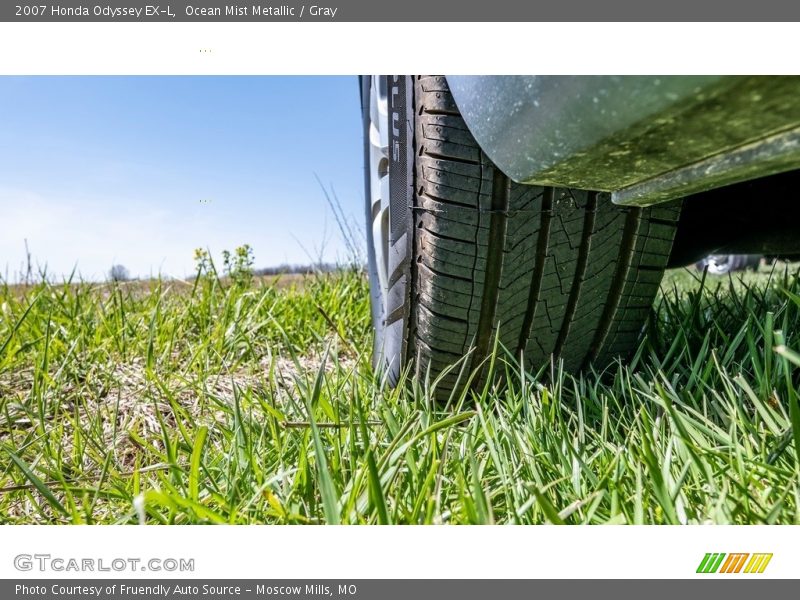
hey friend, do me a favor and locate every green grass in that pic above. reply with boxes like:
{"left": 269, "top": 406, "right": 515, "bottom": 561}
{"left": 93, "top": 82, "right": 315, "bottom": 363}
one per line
{"left": 1, "top": 264, "right": 800, "bottom": 524}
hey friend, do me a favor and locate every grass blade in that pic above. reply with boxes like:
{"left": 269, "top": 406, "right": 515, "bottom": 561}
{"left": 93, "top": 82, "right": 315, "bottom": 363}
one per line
{"left": 4, "top": 448, "right": 69, "bottom": 517}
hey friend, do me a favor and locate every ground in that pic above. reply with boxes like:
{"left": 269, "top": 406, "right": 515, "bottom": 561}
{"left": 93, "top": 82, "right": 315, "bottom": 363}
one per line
{"left": 1, "top": 264, "right": 799, "bottom": 524}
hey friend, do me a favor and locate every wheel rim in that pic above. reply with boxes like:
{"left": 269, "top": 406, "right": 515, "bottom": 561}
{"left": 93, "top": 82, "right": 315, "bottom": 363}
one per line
{"left": 706, "top": 255, "right": 732, "bottom": 275}
{"left": 368, "top": 75, "right": 391, "bottom": 318}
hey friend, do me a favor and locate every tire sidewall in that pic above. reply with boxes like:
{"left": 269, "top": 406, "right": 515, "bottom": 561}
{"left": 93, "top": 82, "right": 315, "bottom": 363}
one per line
{"left": 362, "top": 76, "right": 415, "bottom": 383}
{"left": 361, "top": 76, "right": 386, "bottom": 370}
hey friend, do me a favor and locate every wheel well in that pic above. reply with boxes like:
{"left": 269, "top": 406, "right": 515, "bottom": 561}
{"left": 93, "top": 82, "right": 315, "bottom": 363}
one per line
{"left": 667, "top": 168, "right": 800, "bottom": 268}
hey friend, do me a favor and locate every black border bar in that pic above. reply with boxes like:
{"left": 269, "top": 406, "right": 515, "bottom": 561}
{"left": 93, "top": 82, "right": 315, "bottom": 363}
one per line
{"left": 4, "top": 0, "right": 800, "bottom": 21}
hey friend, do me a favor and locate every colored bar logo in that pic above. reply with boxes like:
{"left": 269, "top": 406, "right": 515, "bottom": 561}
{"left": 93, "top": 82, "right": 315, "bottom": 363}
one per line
{"left": 696, "top": 553, "right": 772, "bottom": 574}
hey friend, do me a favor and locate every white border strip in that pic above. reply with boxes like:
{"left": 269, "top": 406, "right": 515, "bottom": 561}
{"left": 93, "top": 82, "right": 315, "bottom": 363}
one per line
{"left": 0, "top": 526, "right": 796, "bottom": 579}
{"left": 0, "top": 23, "right": 799, "bottom": 75}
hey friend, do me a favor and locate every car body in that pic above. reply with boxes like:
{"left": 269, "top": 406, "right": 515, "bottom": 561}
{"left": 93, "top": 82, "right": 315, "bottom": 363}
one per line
{"left": 447, "top": 76, "right": 800, "bottom": 207}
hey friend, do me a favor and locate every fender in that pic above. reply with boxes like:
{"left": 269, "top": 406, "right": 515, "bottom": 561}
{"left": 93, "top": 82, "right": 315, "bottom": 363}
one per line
{"left": 446, "top": 75, "right": 800, "bottom": 206}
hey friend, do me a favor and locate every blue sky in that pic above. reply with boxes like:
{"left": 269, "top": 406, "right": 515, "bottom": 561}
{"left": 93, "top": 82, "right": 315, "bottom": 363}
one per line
{"left": 0, "top": 76, "right": 364, "bottom": 281}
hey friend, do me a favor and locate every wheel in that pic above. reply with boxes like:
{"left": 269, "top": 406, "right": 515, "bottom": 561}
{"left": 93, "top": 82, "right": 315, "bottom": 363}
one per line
{"left": 695, "top": 254, "right": 762, "bottom": 275}
{"left": 362, "top": 75, "right": 681, "bottom": 396}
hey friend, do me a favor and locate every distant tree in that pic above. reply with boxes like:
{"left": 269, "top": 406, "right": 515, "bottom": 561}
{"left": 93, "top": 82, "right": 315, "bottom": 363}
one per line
{"left": 109, "top": 264, "right": 131, "bottom": 282}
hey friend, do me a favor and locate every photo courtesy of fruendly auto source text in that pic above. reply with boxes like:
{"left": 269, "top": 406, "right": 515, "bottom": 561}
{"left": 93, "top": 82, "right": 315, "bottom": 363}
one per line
{"left": 1, "top": 2, "right": 800, "bottom": 596}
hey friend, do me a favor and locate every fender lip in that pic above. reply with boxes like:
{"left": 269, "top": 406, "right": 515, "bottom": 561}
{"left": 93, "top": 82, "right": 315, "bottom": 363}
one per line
{"left": 446, "top": 75, "right": 800, "bottom": 206}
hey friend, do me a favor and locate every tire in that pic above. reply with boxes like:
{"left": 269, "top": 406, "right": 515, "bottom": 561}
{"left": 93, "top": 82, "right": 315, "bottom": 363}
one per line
{"left": 363, "top": 75, "right": 681, "bottom": 396}
{"left": 695, "top": 254, "right": 762, "bottom": 275}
